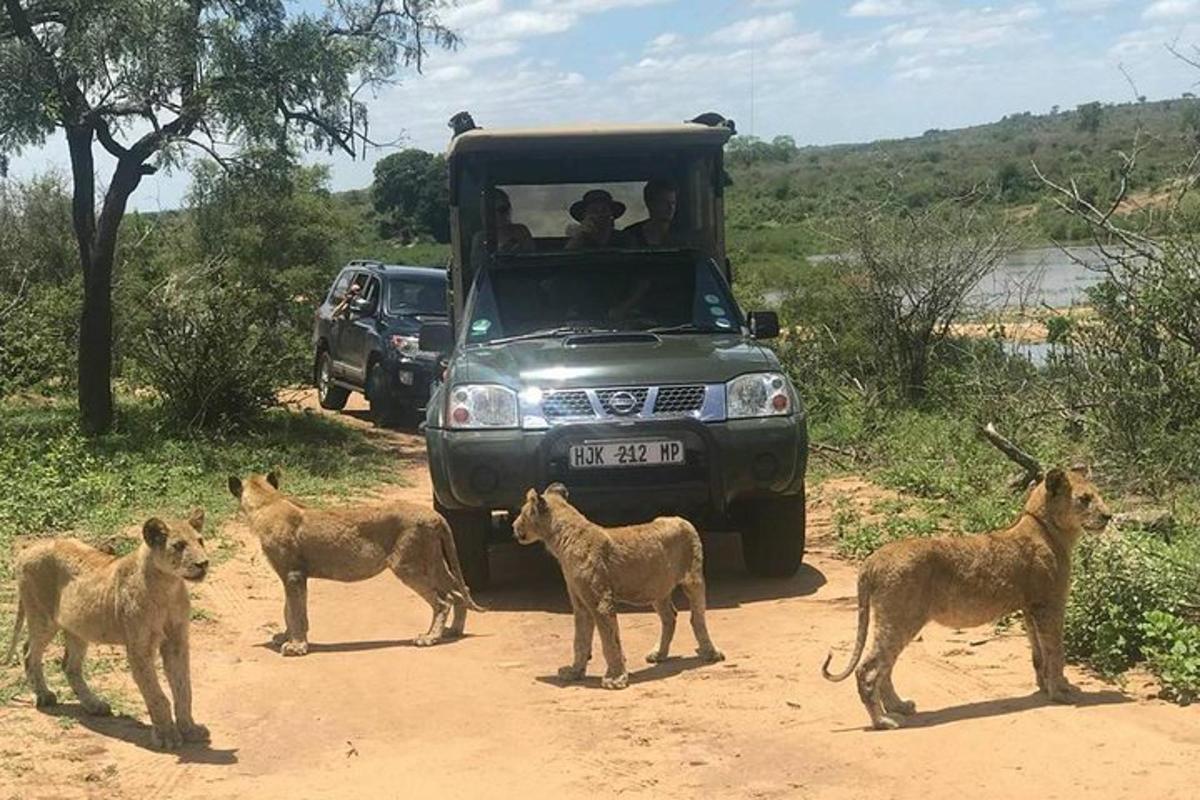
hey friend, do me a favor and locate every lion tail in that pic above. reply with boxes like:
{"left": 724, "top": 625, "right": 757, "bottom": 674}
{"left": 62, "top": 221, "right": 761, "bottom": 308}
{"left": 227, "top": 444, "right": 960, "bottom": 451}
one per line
{"left": 821, "top": 570, "right": 871, "bottom": 682}
{"left": 437, "top": 519, "right": 486, "bottom": 612}
{"left": 5, "top": 596, "right": 24, "bottom": 666}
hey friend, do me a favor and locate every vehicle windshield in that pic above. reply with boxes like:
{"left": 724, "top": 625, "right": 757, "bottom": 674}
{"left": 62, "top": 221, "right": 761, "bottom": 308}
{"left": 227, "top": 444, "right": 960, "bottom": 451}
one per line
{"left": 386, "top": 276, "right": 447, "bottom": 316}
{"left": 464, "top": 256, "right": 741, "bottom": 344}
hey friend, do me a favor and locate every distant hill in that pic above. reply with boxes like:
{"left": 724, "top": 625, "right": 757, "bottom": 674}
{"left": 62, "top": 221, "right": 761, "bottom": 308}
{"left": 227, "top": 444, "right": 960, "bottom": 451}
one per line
{"left": 725, "top": 96, "right": 1200, "bottom": 241}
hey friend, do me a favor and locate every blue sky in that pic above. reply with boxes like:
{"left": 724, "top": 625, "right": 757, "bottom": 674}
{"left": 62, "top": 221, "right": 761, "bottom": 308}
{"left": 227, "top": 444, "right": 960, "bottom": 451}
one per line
{"left": 8, "top": 0, "right": 1200, "bottom": 210}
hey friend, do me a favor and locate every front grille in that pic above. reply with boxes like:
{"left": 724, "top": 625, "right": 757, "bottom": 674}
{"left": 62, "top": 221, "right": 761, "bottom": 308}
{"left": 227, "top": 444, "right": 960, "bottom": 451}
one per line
{"left": 654, "top": 385, "right": 706, "bottom": 415}
{"left": 543, "top": 390, "right": 594, "bottom": 419}
{"left": 596, "top": 388, "right": 649, "bottom": 416}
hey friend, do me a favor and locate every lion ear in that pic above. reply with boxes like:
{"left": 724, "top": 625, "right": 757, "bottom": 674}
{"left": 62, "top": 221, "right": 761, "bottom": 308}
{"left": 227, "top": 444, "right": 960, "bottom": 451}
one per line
{"left": 1045, "top": 468, "right": 1068, "bottom": 497}
{"left": 1069, "top": 463, "right": 1091, "bottom": 479}
{"left": 188, "top": 508, "right": 206, "bottom": 532}
{"left": 266, "top": 470, "right": 281, "bottom": 490}
{"left": 545, "top": 482, "right": 569, "bottom": 500}
{"left": 143, "top": 518, "right": 169, "bottom": 549}
{"left": 228, "top": 476, "right": 243, "bottom": 498}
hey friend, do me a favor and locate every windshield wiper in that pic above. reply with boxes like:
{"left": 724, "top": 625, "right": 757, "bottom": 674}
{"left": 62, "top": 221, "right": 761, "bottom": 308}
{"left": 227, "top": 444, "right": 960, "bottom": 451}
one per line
{"left": 486, "top": 326, "right": 616, "bottom": 345}
{"left": 647, "top": 323, "right": 725, "bottom": 334}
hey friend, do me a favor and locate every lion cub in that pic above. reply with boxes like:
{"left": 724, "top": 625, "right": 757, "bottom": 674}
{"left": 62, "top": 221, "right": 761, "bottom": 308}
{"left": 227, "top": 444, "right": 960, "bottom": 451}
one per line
{"left": 7, "top": 511, "right": 211, "bottom": 750}
{"left": 513, "top": 484, "right": 724, "bottom": 689}
{"left": 229, "top": 471, "right": 482, "bottom": 654}
{"left": 822, "top": 467, "right": 1111, "bottom": 730}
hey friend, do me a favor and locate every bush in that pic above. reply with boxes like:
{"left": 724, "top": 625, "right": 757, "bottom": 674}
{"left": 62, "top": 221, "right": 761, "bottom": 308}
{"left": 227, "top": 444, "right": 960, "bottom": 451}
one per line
{"left": 1140, "top": 611, "right": 1200, "bottom": 704}
{"left": 1065, "top": 533, "right": 1198, "bottom": 675}
{"left": 127, "top": 267, "right": 289, "bottom": 429}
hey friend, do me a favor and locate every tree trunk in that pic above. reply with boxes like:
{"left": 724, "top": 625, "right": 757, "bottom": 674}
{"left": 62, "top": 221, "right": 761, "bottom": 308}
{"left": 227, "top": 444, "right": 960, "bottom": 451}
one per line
{"left": 68, "top": 125, "right": 144, "bottom": 435}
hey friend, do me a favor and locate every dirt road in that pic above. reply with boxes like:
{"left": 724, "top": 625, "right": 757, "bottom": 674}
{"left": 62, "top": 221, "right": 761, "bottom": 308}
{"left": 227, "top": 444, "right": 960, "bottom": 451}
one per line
{"left": 3, "top": 396, "right": 1198, "bottom": 799}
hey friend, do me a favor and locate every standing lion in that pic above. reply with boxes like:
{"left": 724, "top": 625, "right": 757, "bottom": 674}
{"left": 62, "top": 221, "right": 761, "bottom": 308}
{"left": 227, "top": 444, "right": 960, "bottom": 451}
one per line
{"left": 822, "top": 467, "right": 1111, "bottom": 730}
{"left": 513, "top": 484, "right": 724, "bottom": 689}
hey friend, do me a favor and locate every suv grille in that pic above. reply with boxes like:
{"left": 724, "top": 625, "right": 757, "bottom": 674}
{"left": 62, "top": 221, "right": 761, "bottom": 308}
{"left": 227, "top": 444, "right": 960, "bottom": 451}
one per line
{"left": 543, "top": 390, "right": 594, "bottom": 419}
{"left": 654, "top": 386, "right": 706, "bottom": 415}
{"left": 539, "top": 385, "right": 709, "bottom": 422}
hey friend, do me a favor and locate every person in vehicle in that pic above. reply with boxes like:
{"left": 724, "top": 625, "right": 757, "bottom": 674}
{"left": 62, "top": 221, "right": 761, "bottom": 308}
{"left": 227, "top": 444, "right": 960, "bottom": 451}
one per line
{"left": 565, "top": 189, "right": 625, "bottom": 250}
{"left": 470, "top": 188, "right": 534, "bottom": 266}
{"left": 619, "top": 179, "right": 678, "bottom": 247}
{"left": 332, "top": 275, "right": 367, "bottom": 319}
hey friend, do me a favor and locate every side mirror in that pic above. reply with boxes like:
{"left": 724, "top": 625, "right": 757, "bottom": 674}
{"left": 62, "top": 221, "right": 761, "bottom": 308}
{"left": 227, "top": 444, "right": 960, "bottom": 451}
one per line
{"left": 747, "top": 310, "right": 779, "bottom": 340}
{"left": 419, "top": 320, "right": 454, "bottom": 354}
{"left": 349, "top": 296, "right": 373, "bottom": 314}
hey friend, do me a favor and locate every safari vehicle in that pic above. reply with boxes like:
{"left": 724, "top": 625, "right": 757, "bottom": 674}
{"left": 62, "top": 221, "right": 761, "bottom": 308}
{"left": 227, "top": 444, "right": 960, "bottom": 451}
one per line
{"left": 313, "top": 261, "right": 447, "bottom": 427}
{"left": 419, "top": 113, "right": 808, "bottom": 588}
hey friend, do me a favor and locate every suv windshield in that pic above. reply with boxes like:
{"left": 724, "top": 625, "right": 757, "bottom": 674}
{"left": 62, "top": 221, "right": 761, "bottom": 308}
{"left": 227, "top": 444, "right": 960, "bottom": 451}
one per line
{"left": 387, "top": 276, "right": 447, "bottom": 316}
{"left": 465, "top": 256, "right": 740, "bottom": 344}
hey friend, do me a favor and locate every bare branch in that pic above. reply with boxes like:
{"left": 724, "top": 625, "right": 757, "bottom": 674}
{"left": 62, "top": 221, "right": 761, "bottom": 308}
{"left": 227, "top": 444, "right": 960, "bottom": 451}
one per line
{"left": 981, "top": 423, "right": 1043, "bottom": 491}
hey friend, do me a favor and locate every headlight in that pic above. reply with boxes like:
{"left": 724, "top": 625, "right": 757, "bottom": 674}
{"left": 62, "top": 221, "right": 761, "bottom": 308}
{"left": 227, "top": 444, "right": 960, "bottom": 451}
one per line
{"left": 726, "top": 372, "right": 792, "bottom": 419}
{"left": 447, "top": 384, "right": 519, "bottom": 429}
{"left": 390, "top": 334, "right": 420, "bottom": 355}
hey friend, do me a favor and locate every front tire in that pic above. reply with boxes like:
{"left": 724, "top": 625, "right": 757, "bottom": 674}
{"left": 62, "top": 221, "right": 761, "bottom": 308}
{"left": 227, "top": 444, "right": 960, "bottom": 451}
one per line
{"left": 435, "top": 502, "right": 491, "bottom": 591}
{"left": 740, "top": 487, "right": 806, "bottom": 578}
{"left": 316, "top": 350, "right": 349, "bottom": 410}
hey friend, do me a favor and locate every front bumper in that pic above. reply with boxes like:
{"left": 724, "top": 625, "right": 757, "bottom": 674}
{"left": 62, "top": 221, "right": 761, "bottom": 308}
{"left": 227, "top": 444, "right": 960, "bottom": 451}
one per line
{"left": 382, "top": 354, "right": 440, "bottom": 402}
{"left": 426, "top": 415, "right": 807, "bottom": 524}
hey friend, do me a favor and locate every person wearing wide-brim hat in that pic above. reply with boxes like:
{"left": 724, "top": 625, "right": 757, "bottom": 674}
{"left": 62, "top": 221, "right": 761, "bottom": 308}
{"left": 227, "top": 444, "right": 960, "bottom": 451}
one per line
{"left": 565, "top": 189, "right": 626, "bottom": 250}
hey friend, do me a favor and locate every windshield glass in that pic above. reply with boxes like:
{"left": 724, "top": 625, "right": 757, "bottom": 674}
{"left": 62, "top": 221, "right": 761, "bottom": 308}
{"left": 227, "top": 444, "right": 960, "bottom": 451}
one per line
{"left": 386, "top": 276, "right": 447, "bottom": 315}
{"left": 464, "top": 257, "right": 740, "bottom": 344}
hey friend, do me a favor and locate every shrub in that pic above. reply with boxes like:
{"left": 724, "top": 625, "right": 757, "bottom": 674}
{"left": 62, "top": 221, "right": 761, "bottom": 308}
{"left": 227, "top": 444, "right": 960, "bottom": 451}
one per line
{"left": 1139, "top": 611, "right": 1200, "bottom": 704}
{"left": 1065, "top": 533, "right": 1197, "bottom": 675}
{"left": 127, "top": 267, "right": 289, "bottom": 429}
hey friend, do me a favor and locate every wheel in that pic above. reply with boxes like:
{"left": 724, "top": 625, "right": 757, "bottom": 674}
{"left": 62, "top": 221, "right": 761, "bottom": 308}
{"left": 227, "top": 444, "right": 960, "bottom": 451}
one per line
{"left": 739, "top": 486, "right": 806, "bottom": 578}
{"left": 316, "top": 350, "right": 349, "bottom": 410}
{"left": 435, "top": 502, "right": 491, "bottom": 591}
{"left": 367, "top": 361, "right": 404, "bottom": 428}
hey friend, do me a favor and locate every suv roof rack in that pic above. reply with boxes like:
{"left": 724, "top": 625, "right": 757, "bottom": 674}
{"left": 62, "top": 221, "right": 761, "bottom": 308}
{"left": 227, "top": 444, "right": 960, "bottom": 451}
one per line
{"left": 346, "top": 259, "right": 384, "bottom": 268}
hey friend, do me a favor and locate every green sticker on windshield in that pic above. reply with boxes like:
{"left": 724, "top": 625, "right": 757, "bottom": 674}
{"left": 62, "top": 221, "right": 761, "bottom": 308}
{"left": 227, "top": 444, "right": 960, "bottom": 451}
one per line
{"left": 471, "top": 319, "right": 491, "bottom": 334}
{"left": 709, "top": 305, "right": 726, "bottom": 317}
{"left": 715, "top": 317, "right": 732, "bottom": 329}
{"left": 704, "top": 294, "right": 720, "bottom": 304}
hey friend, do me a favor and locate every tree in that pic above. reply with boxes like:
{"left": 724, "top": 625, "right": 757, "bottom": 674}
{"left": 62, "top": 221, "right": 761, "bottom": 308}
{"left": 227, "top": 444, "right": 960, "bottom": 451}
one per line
{"left": 0, "top": 1, "right": 455, "bottom": 434}
{"left": 372, "top": 148, "right": 450, "bottom": 243}
{"left": 1077, "top": 102, "right": 1104, "bottom": 135}
{"left": 830, "top": 197, "right": 1016, "bottom": 404}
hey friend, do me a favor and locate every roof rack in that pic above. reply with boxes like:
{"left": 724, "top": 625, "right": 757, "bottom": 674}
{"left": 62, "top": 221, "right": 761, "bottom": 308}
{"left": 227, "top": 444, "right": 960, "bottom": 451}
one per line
{"left": 345, "top": 259, "right": 384, "bottom": 268}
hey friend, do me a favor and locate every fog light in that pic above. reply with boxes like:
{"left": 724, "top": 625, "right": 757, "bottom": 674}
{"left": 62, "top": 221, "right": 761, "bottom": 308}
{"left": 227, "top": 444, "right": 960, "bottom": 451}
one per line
{"left": 471, "top": 466, "right": 499, "bottom": 494}
{"left": 753, "top": 453, "right": 779, "bottom": 482}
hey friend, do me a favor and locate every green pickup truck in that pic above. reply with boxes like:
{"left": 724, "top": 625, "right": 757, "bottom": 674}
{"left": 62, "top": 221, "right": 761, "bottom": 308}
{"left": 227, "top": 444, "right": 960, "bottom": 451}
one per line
{"left": 419, "top": 113, "right": 808, "bottom": 588}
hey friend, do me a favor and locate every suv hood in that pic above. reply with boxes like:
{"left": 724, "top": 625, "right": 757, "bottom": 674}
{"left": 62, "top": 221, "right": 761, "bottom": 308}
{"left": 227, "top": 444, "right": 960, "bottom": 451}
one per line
{"left": 452, "top": 334, "right": 776, "bottom": 388}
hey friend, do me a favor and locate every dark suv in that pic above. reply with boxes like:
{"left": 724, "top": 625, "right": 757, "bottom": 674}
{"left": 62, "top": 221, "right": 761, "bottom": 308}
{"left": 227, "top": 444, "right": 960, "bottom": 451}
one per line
{"left": 313, "top": 261, "right": 448, "bottom": 426}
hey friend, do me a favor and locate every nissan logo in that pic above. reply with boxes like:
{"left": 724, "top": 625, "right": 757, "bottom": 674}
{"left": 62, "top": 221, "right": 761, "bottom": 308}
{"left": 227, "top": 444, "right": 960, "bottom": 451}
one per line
{"left": 607, "top": 391, "right": 639, "bottom": 415}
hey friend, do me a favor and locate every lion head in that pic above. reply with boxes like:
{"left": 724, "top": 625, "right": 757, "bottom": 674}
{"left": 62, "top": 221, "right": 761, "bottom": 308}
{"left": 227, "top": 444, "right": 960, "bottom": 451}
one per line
{"left": 513, "top": 483, "right": 570, "bottom": 545}
{"left": 143, "top": 510, "right": 209, "bottom": 582}
{"left": 1029, "top": 466, "right": 1112, "bottom": 537}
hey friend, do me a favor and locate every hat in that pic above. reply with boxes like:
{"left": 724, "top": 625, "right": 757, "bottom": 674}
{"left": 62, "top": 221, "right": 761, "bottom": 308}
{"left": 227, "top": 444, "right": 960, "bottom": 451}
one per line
{"left": 569, "top": 189, "right": 626, "bottom": 222}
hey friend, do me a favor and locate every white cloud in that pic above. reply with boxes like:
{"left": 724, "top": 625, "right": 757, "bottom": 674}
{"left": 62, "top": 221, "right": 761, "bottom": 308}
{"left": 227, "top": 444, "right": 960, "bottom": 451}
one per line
{"left": 848, "top": 0, "right": 922, "bottom": 17}
{"left": 751, "top": 0, "right": 805, "bottom": 7}
{"left": 474, "top": 9, "right": 577, "bottom": 40}
{"left": 1055, "top": 0, "right": 1120, "bottom": 12}
{"left": 531, "top": 0, "right": 673, "bottom": 10}
{"left": 646, "top": 32, "right": 684, "bottom": 52}
{"left": 442, "top": 0, "right": 503, "bottom": 29}
{"left": 1143, "top": 0, "right": 1199, "bottom": 19}
{"left": 710, "top": 12, "right": 795, "bottom": 44}
{"left": 895, "top": 65, "right": 936, "bottom": 81}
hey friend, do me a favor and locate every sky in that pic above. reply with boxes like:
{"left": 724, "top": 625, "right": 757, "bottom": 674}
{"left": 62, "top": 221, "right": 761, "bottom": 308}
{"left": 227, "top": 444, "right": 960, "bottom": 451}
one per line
{"left": 7, "top": 0, "right": 1200, "bottom": 211}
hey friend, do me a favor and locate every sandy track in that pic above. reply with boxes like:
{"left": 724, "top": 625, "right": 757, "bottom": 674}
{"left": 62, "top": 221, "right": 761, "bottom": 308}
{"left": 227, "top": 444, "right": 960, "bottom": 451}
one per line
{"left": 2, "top": 396, "right": 1198, "bottom": 799}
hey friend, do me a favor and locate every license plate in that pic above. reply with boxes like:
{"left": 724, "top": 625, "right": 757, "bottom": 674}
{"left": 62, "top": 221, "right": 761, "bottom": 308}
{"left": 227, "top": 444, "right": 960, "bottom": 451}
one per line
{"left": 569, "top": 440, "right": 684, "bottom": 469}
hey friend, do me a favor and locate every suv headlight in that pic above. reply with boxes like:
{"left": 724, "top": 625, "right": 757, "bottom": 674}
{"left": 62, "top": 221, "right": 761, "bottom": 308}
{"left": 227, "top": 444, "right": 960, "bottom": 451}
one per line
{"left": 390, "top": 334, "right": 420, "bottom": 355}
{"left": 726, "top": 372, "right": 792, "bottom": 419}
{"left": 447, "top": 384, "right": 519, "bottom": 429}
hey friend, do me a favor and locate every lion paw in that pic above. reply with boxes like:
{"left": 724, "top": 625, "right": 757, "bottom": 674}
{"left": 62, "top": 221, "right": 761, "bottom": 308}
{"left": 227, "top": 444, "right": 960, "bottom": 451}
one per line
{"left": 150, "top": 723, "right": 183, "bottom": 751}
{"left": 180, "top": 723, "right": 211, "bottom": 743}
{"left": 34, "top": 690, "right": 57, "bottom": 708}
{"left": 698, "top": 647, "right": 725, "bottom": 663}
{"left": 280, "top": 641, "right": 309, "bottom": 657}
{"left": 1046, "top": 681, "right": 1078, "bottom": 704}
{"left": 413, "top": 634, "right": 442, "bottom": 647}
{"left": 83, "top": 699, "right": 112, "bottom": 717}
{"left": 601, "top": 673, "right": 629, "bottom": 690}
{"left": 888, "top": 700, "right": 917, "bottom": 716}
{"left": 557, "top": 665, "right": 586, "bottom": 682}
{"left": 645, "top": 649, "right": 669, "bottom": 664}
{"left": 873, "top": 715, "right": 903, "bottom": 731}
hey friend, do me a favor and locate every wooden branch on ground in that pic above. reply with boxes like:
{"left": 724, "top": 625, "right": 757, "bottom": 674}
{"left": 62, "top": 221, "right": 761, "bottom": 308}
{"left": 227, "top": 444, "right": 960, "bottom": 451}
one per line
{"left": 981, "top": 422, "right": 1043, "bottom": 492}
